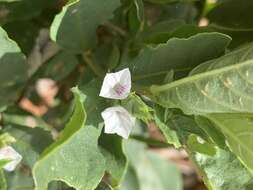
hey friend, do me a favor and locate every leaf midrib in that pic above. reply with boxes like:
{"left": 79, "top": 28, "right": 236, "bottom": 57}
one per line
{"left": 151, "top": 59, "right": 253, "bottom": 93}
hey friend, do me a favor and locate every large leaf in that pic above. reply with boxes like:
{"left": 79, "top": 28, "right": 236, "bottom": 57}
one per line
{"left": 206, "top": 114, "right": 253, "bottom": 174}
{"left": 33, "top": 88, "right": 106, "bottom": 190}
{"left": 124, "top": 33, "right": 231, "bottom": 85}
{"left": 207, "top": 0, "right": 253, "bottom": 31}
{"left": 50, "top": 0, "right": 121, "bottom": 53}
{"left": 0, "top": 27, "right": 27, "bottom": 110}
{"left": 150, "top": 42, "right": 253, "bottom": 114}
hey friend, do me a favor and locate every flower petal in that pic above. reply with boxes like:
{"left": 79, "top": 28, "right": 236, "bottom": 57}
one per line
{"left": 0, "top": 146, "right": 22, "bottom": 172}
{"left": 101, "top": 106, "right": 135, "bottom": 139}
{"left": 99, "top": 68, "right": 131, "bottom": 100}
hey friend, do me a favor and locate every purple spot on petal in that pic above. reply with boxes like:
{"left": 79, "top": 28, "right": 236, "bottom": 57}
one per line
{"left": 114, "top": 84, "right": 126, "bottom": 96}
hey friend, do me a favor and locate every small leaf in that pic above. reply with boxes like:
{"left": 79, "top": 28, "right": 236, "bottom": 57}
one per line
{"left": 187, "top": 134, "right": 216, "bottom": 156}
{"left": 121, "top": 93, "right": 153, "bottom": 123}
{"left": 154, "top": 106, "right": 181, "bottom": 148}
{"left": 195, "top": 116, "right": 226, "bottom": 148}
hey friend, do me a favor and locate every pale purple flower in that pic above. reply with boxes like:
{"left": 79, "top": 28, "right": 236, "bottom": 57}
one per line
{"left": 0, "top": 146, "right": 22, "bottom": 172}
{"left": 99, "top": 68, "right": 131, "bottom": 100}
{"left": 101, "top": 106, "right": 135, "bottom": 139}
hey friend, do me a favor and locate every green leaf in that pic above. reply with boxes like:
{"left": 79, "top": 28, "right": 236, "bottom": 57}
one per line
{"left": 80, "top": 80, "right": 127, "bottom": 186}
{"left": 0, "top": 0, "right": 55, "bottom": 23}
{"left": 3, "top": 20, "right": 39, "bottom": 55}
{"left": 121, "top": 140, "right": 182, "bottom": 190}
{"left": 126, "top": 33, "right": 231, "bottom": 85}
{"left": 50, "top": 0, "right": 121, "bottom": 53}
{"left": 150, "top": 42, "right": 253, "bottom": 114}
{"left": 115, "top": 166, "right": 138, "bottom": 190}
{"left": 48, "top": 181, "right": 75, "bottom": 190}
{"left": 0, "top": 159, "right": 10, "bottom": 169}
{"left": 0, "top": 0, "right": 20, "bottom": 2}
{"left": 0, "top": 132, "right": 16, "bottom": 147}
{"left": 128, "top": 0, "right": 145, "bottom": 35}
{"left": 33, "top": 86, "right": 127, "bottom": 189}
{"left": 153, "top": 106, "right": 181, "bottom": 148}
{"left": 206, "top": 114, "right": 253, "bottom": 174}
{"left": 95, "top": 182, "right": 113, "bottom": 190}
{"left": 140, "top": 20, "right": 185, "bottom": 44}
{"left": 121, "top": 93, "right": 153, "bottom": 123}
{"left": 207, "top": 0, "right": 253, "bottom": 31}
{"left": 33, "top": 88, "right": 106, "bottom": 190}
{"left": 0, "top": 27, "right": 27, "bottom": 109}
{"left": 187, "top": 134, "right": 216, "bottom": 156}
{"left": 5, "top": 170, "right": 34, "bottom": 190}
{"left": 143, "top": 0, "right": 198, "bottom": 4}
{"left": 195, "top": 116, "right": 226, "bottom": 148}
{"left": 169, "top": 114, "right": 253, "bottom": 190}
{"left": 190, "top": 147, "right": 253, "bottom": 190}
{"left": 39, "top": 51, "right": 79, "bottom": 81}
{"left": 98, "top": 134, "right": 127, "bottom": 187}
{"left": 169, "top": 24, "right": 213, "bottom": 39}
{"left": 79, "top": 80, "right": 108, "bottom": 125}
{"left": 3, "top": 125, "right": 53, "bottom": 168}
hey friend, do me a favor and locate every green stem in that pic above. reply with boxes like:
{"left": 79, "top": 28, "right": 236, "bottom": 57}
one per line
{"left": 82, "top": 52, "right": 106, "bottom": 78}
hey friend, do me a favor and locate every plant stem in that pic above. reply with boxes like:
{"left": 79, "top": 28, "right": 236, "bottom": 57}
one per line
{"left": 82, "top": 52, "right": 106, "bottom": 78}
{"left": 104, "top": 21, "right": 128, "bottom": 37}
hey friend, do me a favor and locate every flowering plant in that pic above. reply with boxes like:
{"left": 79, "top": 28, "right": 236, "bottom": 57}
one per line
{"left": 0, "top": 0, "right": 253, "bottom": 189}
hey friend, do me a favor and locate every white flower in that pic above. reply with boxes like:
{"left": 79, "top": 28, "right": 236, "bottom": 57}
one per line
{"left": 99, "top": 68, "right": 131, "bottom": 100}
{"left": 101, "top": 106, "right": 135, "bottom": 139}
{"left": 0, "top": 146, "right": 22, "bottom": 172}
